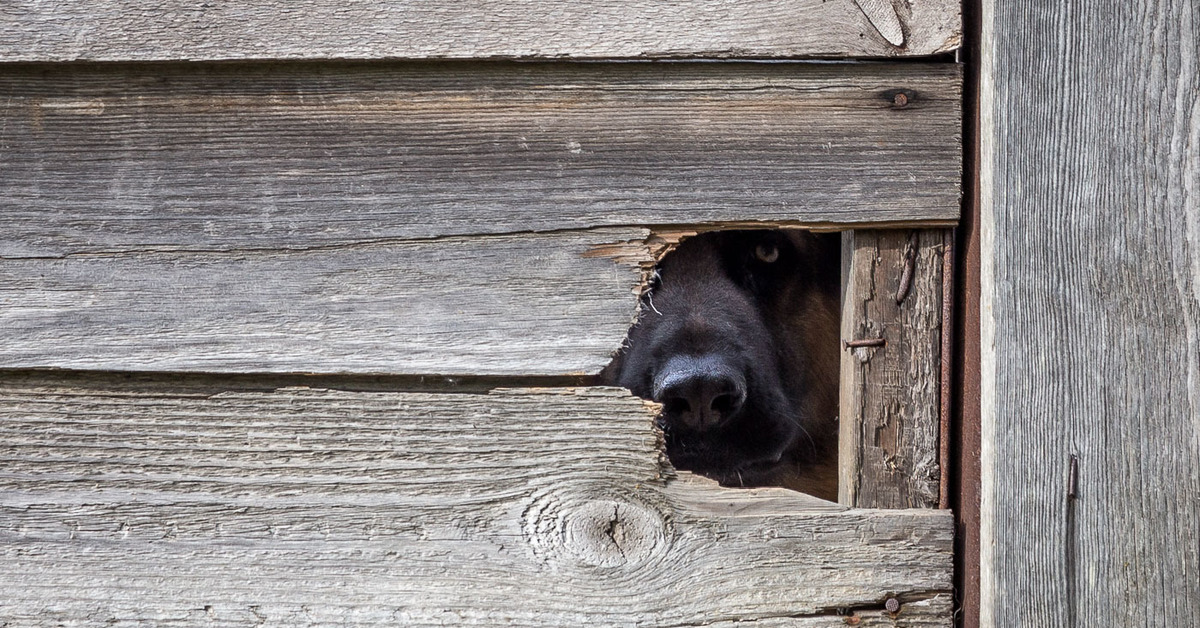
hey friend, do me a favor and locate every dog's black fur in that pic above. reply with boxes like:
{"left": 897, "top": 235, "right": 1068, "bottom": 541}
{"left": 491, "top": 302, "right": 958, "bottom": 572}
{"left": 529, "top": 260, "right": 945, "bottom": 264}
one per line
{"left": 602, "top": 230, "right": 840, "bottom": 499}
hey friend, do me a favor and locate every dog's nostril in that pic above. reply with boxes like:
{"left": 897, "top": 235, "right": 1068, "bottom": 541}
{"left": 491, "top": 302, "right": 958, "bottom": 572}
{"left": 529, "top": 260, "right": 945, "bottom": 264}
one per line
{"left": 663, "top": 398, "right": 692, "bottom": 415}
{"left": 653, "top": 358, "right": 747, "bottom": 432}
{"left": 711, "top": 392, "right": 744, "bottom": 416}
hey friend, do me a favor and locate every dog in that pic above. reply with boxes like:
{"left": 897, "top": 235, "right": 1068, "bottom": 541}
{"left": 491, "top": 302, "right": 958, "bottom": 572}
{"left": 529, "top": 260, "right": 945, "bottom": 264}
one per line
{"left": 602, "top": 230, "right": 840, "bottom": 499}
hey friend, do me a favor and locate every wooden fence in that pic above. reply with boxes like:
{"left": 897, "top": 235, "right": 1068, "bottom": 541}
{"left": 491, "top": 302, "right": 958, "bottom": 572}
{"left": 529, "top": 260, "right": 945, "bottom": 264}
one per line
{"left": 1, "top": 3, "right": 963, "bottom": 625}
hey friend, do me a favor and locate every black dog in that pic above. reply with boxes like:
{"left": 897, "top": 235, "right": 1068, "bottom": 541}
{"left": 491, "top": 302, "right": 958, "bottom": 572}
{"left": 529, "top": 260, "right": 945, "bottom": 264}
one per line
{"left": 602, "top": 230, "right": 840, "bottom": 499}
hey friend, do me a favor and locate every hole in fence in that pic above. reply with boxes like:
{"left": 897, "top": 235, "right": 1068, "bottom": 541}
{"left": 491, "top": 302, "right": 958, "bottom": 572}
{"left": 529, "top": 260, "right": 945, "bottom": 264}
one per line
{"left": 601, "top": 229, "right": 841, "bottom": 501}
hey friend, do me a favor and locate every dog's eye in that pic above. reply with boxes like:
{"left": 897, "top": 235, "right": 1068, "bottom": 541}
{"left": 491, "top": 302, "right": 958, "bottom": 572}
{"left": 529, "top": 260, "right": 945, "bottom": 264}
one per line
{"left": 754, "top": 243, "right": 780, "bottom": 264}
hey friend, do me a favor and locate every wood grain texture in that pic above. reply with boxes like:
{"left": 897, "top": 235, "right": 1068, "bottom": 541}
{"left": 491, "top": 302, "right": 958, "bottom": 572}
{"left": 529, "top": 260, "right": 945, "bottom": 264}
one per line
{"left": 0, "top": 228, "right": 651, "bottom": 375}
{"left": 0, "top": 62, "right": 962, "bottom": 259}
{"left": 0, "top": 0, "right": 961, "bottom": 62}
{"left": 839, "top": 230, "right": 944, "bottom": 509}
{"left": 0, "top": 379, "right": 954, "bottom": 626}
{"left": 980, "top": 0, "right": 1200, "bottom": 625}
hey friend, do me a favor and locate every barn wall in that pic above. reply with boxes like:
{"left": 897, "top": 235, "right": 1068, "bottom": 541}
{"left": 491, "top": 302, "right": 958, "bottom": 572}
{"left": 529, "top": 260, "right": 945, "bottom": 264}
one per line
{"left": 2, "top": 4, "right": 964, "bottom": 625}
{"left": 980, "top": 0, "right": 1200, "bottom": 624}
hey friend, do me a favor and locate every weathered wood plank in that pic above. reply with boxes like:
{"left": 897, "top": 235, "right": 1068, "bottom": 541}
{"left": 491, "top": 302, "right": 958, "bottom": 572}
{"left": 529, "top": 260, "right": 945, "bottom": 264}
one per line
{"left": 0, "top": 0, "right": 961, "bottom": 62}
{"left": 0, "top": 379, "right": 954, "bottom": 626}
{"left": 839, "top": 230, "right": 944, "bottom": 509}
{"left": 0, "top": 62, "right": 962, "bottom": 259}
{"left": 980, "top": 0, "right": 1200, "bottom": 624}
{"left": 0, "top": 228, "right": 652, "bottom": 375}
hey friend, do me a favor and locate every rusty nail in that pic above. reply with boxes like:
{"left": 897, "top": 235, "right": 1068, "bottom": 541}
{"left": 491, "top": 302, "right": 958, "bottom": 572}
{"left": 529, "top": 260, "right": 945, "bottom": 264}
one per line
{"left": 885, "top": 598, "right": 900, "bottom": 613}
{"left": 895, "top": 232, "right": 918, "bottom": 304}
{"left": 1068, "top": 455, "right": 1078, "bottom": 500}
{"left": 893, "top": 92, "right": 909, "bottom": 107}
{"left": 844, "top": 338, "right": 886, "bottom": 349}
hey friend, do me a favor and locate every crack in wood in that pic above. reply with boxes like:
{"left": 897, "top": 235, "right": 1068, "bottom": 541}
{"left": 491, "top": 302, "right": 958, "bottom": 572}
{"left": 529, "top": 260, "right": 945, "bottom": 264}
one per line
{"left": 654, "top": 590, "right": 952, "bottom": 626}
{"left": 2, "top": 221, "right": 961, "bottom": 262}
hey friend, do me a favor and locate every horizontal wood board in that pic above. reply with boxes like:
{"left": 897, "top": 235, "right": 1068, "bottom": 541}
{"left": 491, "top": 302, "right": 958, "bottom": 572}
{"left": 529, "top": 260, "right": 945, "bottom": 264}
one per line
{"left": 0, "top": 380, "right": 954, "bottom": 626}
{"left": 1, "top": 62, "right": 962, "bottom": 259}
{"left": 980, "top": 0, "right": 1200, "bottom": 624}
{"left": 0, "top": 228, "right": 650, "bottom": 375}
{"left": 0, "top": 0, "right": 961, "bottom": 62}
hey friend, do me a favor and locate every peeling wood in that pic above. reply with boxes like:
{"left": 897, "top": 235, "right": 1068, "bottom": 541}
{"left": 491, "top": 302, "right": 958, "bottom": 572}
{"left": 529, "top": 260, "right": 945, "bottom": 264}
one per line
{"left": 839, "top": 230, "right": 944, "bottom": 509}
{"left": 0, "top": 380, "right": 954, "bottom": 626}
{"left": 854, "top": 0, "right": 907, "bottom": 47}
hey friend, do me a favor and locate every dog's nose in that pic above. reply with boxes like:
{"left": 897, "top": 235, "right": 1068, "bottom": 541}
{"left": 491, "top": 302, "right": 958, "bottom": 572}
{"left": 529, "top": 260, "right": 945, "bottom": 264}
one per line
{"left": 653, "top": 355, "right": 747, "bottom": 431}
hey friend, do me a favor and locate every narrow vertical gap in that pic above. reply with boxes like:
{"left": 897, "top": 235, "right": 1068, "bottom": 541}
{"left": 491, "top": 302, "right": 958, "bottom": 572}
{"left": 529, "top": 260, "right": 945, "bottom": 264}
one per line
{"left": 954, "top": 0, "right": 985, "bottom": 623}
{"left": 1065, "top": 454, "right": 1079, "bottom": 627}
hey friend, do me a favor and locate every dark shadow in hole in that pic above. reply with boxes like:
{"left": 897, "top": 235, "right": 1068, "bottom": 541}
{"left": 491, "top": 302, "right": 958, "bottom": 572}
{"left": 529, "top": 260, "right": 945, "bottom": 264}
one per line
{"left": 600, "top": 229, "right": 841, "bottom": 501}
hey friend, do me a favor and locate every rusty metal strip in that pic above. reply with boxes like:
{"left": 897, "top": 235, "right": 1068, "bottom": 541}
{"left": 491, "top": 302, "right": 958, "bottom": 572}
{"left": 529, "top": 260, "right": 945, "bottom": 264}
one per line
{"left": 939, "top": 229, "right": 955, "bottom": 510}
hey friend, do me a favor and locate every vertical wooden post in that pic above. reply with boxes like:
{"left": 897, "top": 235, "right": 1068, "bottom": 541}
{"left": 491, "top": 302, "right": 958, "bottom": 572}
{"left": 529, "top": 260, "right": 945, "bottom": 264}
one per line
{"left": 839, "top": 229, "right": 946, "bottom": 509}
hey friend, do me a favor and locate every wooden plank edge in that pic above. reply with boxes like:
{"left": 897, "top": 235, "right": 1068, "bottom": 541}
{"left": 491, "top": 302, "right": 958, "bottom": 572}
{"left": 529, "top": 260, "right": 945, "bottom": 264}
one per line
{"left": 1, "top": 222, "right": 960, "bottom": 261}
{"left": 0, "top": 0, "right": 962, "bottom": 63}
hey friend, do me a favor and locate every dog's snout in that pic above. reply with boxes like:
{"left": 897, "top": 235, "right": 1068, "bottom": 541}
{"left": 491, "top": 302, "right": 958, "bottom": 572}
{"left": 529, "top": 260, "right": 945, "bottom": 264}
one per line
{"left": 653, "top": 355, "right": 747, "bottom": 431}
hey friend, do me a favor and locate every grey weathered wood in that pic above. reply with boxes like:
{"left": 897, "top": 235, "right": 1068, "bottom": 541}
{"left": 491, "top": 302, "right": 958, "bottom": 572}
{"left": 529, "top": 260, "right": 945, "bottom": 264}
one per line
{"left": 0, "top": 228, "right": 651, "bottom": 375}
{"left": 980, "top": 0, "right": 1200, "bottom": 625}
{"left": 0, "top": 379, "right": 954, "bottom": 626}
{"left": 0, "top": 62, "right": 962, "bottom": 259}
{"left": 661, "top": 594, "right": 954, "bottom": 627}
{"left": 0, "top": 0, "right": 961, "bottom": 62}
{"left": 839, "top": 230, "right": 944, "bottom": 509}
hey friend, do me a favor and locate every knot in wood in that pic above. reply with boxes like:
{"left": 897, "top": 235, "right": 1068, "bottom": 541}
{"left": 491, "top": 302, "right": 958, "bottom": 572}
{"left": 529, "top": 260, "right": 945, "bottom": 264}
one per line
{"left": 522, "top": 489, "right": 670, "bottom": 571}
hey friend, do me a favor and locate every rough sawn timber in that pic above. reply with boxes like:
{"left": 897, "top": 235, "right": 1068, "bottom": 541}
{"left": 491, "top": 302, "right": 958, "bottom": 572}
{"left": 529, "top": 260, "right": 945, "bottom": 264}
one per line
{"left": 0, "top": 0, "right": 961, "bottom": 62}
{"left": 0, "top": 380, "right": 954, "bottom": 626}
{"left": 979, "top": 0, "right": 1200, "bottom": 624}
{"left": 839, "top": 230, "right": 944, "bottom": 509}
{"left": 0, "top": 62, "right": 962, "bottom": 259}
{"left": 0, "top": 228, "right": 651, "bottom": 376}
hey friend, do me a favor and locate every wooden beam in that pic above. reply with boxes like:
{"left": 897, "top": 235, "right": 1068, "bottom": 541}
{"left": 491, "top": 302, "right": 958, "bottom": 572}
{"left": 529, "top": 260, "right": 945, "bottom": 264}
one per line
{"left": 0, "top": 0, "right": 961, "bottom": 62}
{"left": 839, "top": 230, "right": 945, "bottom": 509}
{"left": 979, "top": 0, "right": 1200, "bottom": 624}
{"left": 1, "top": 62, "right": 962, "bottom": 259}
{"left": 0, "top": 228, "right": 654, "bottom": 375}
{"left": 0, "top": 378, "right": 954, "bottom": 626}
